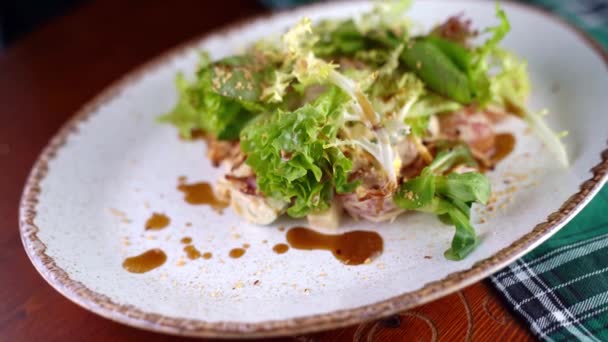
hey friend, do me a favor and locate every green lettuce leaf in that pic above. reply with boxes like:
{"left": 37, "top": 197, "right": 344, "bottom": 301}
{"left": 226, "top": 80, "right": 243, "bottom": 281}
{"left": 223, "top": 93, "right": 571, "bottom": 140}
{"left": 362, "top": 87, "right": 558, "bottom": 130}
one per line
{"left": 410, "top": 5, "right": 509, "bottom": 105}
{"left": 394, "top": 146, "right": 490, "bottom": 260}
{"left": 394, "top": 168, "right": 435, "bottom": 210}
{"left": 241, "top": 87, "right": 354, "bottom": 217}
{"left": 400, "top": 39, "right": 472, "bottom": 104}
{"left": 425, "top": 36, "right": 471, "bottom": 72}
{"left": 467, "top": 4, "right": 511, "bottom": 105}
{"left": 314, "top": 19, "right": 368, "bottom": 57}
{"left": 313, "top": 0, "right": 412, "bottom": 58}
{"left": 429, "top": 144, "right": 478, "bottom": 174}
{"left": 159, "top": 54, "right": 272, "bottom": 140}
{"left": 355, "top": 0, "right": 412, "bottom": 35}
{"left": 436, "top": 172, "right": 491, "bottom": 204}
{"left": 442, "top": 200, "right": 479, "bottom": 260}
{"left": 369, "top": 72, "right": 424, "bottom": 119}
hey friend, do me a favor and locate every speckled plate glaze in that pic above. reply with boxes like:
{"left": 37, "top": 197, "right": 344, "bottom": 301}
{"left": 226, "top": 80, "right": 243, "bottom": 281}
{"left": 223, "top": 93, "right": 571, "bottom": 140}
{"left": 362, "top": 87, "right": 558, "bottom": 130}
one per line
{"left": 20, "top": 0, "right": 608, "bottom": 338}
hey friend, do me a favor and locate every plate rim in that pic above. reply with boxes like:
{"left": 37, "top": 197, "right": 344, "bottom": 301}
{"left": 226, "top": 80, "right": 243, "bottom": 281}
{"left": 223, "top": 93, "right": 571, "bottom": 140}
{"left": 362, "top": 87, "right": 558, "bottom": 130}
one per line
{"left": 19, "top": 0, "right": 608, "bottom": 338}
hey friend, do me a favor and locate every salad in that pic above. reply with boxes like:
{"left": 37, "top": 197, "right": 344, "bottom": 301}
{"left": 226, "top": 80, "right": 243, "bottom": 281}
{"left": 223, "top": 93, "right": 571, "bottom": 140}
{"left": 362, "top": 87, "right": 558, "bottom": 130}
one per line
{"left": 159, "top": 1, "right": 567, "bottom": 260}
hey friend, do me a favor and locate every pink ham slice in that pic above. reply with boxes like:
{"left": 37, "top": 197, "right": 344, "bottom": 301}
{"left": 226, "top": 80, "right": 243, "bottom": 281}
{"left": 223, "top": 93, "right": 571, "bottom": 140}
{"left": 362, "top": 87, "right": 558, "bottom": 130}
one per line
{"left": 339, "top": 189, "right": 403, "bottom": 223}
{"left": 439, "top": 107, "right": 496, "bottom": 160}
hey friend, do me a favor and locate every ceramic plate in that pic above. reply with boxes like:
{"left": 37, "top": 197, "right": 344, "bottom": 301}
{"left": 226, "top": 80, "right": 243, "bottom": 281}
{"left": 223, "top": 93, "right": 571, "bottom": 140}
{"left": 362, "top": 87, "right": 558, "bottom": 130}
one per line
{"left": 20, "top": 0, "right": 608, "bottom": 338}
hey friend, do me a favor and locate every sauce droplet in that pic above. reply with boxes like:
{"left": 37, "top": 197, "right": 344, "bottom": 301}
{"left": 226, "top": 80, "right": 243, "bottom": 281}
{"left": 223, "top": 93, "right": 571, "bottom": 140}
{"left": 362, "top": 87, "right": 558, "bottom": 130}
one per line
{"left": 144, "top": 213, "right": 170, "bottom": 230}
{"left": 180, "top": 237, "right": 192, "bottom": 244}
{"left": 491, "top": 133, "right": 515, "bottom": 165}
{"left": 273, "top": 243, "right": 289, "bottom": 254}
{"left": 286, "top": 227, "right": 383, "bottom": 265}
{"left": 177, "top": 180, "right": 228, "bottom": 212}
{"left": 242, "top": 243, "right": 250, "bottom": 249}
{"left": 184, "top": 245, "right": 201, "bottom": 260}
{"left": 229, "top": 248, "right": 246, "bottom": 259}
{"left": 122, "top": 249, "right": 167, "bottom": 273}
{"left": 179, "top": 130, "right": 207, "bottom": 141}
{"left": 278, "top": 226, "right": 285, "bottom": 232}
{"left": 189, "top": 129, "right": 207, "bottom": 140}
{"left": 203, "top": 252, "right": 213, "bottom": 260}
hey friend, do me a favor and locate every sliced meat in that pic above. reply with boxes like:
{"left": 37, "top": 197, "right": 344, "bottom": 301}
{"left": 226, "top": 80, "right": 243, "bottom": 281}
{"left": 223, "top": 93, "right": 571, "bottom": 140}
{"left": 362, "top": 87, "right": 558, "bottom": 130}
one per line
{"left": 439, "top": 107, "right": 496, "bottom": 160}
{"left": 229, "top": 189, "right": 286, "bottom": 225}
{"left": 432, "top": 14, "right": 478, "bottom": 45}
{"left": 340, "top": 160, "right": 403, "bottom": 222}
{"left": 215, "top": 153, "right": 287, "bottom": 225}
{"left": 339, "top": 188, "right": 403, "bottom": 222}
{"left": 217, "top": 175, "right": 286, "bottom": 225}
{"left": 206, "top": 137, "right": 242, "bottom": 167}
{"left": 396, "top": 138, "right": 419, "bottom": 169}
{"left": 400, "top": 155, "right": 428, "bottom": 180}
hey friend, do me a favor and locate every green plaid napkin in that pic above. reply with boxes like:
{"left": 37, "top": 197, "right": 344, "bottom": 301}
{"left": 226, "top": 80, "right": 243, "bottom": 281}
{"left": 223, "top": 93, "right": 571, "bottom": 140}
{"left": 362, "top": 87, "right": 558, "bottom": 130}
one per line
{"left": 491, "top": 2, "right": 608, "bottom": 341}
{"left": 491, "top": 188, "right": 608, "bottom": 341}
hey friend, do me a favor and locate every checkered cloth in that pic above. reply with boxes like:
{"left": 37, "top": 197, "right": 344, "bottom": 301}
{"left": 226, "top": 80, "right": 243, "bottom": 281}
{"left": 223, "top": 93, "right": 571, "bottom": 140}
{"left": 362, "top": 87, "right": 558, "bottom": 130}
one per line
{"left": 489, "top": 1, "right": 608, "bottom": 341}
{"left": 491, "top": 188, "right": 608, "bottom": 341}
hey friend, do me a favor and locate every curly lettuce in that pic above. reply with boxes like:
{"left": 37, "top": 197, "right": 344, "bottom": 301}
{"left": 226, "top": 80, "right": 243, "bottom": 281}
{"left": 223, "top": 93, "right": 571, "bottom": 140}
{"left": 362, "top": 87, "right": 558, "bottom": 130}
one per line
{"left": 270, "top": 17, "right": 408, "bottom": 185}
{"left": 241, "top": 87, "right": 355, "bottom": 217}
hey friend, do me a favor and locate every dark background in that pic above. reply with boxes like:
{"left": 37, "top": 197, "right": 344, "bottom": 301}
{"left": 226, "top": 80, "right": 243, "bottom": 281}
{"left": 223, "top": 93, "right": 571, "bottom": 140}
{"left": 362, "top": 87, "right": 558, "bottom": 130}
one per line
{"left": 0, "top": 0, "right": 85, "bottom": 48}
{"left": 2, "top": 0, "right": 606, "bottom": 51}
{"left": 0, "top": 0, "right": 307, "bottom": 50}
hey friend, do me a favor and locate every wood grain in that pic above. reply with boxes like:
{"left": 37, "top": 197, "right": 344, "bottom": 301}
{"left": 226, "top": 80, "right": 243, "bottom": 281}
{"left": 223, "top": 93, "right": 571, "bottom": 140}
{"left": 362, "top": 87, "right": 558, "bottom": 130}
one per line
{"left": 0, "top": 1, "right": 533, "bottom": 340}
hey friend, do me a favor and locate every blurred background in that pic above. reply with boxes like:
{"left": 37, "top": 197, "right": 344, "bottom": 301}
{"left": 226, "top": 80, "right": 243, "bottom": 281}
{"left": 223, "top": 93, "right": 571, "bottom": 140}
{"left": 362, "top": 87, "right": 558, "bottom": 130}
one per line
{"left": 1, "top": 0, "right": 606, "bottom": 52}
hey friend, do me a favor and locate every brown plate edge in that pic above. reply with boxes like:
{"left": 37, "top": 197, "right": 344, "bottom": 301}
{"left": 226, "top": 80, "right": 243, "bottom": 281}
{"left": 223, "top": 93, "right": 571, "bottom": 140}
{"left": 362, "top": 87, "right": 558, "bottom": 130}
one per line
{"left": 18, "top": 0, "right": 608, "bottom": 339}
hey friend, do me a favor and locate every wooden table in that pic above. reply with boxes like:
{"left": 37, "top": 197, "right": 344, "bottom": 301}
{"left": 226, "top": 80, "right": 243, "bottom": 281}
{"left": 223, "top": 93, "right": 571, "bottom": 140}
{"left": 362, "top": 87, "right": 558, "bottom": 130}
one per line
{"left": 0, "top": 1, "right": 534, "bottom": 340}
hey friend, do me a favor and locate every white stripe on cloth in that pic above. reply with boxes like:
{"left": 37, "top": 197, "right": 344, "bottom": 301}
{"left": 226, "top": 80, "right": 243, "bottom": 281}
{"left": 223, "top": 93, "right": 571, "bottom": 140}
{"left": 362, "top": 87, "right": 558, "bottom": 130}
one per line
{"left": 500, "top": 236, "right": 608, "bottom": 288}
{"left": 494, "top": 232, "right": 608, "bottom": 282}
{"left": 514, "top": 266, "right": 608, "bottom": 310}
{"left": 538, "top": 292, "right": 608, "bottom": 336}
{"left": 518, "top": 260, "right": 601, "bottom": 341}
{"left": 491, "top": 276, "right": 556, "bottom": 342}
{"left": 544, "top": 306, "right": 608, "bottom": 337}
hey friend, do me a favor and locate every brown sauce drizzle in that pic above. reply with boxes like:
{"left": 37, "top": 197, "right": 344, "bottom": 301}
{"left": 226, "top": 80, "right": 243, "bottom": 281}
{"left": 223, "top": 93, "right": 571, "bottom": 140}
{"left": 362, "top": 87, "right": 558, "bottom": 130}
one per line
{"left": 179, "top": 129, "right": 206, "bottom": 141}
{"left": 273, "top": 243, "right": 289, "bottom": 254}
{"left": 144, "top": 213, "right": 170, "bottom": 231}
{"left": 229, "top": 248, "right": 246, "bottom": 259}
{"left": 491, "top": 133, "right": 515, "bottom": 165}
{"left": 203, "top": 252, "right": 213, "bottom": 260}
{"left": 122, "top": 249, "right": 167, "bottom": 273}
{"left": 479, "top": 133, "right": 516, "bottom": 172}
{"left": 286, "top": 227, "right": 383, "bottom": 265}
{"left": 180, "top": 237, "right": 192, "bottom": 244}
{"left": 177, "top": 179, "right": 228, "bottom": 212}
{"left": 189, "top": 129, "right": 207, "bottom": 140}
{"left": 184, "top": 245, "right": 202, "bottom": 260}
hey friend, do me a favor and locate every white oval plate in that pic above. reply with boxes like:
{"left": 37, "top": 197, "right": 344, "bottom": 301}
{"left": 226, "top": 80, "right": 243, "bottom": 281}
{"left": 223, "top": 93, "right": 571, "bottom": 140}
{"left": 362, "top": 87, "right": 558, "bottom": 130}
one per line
{"left": 20, "top": 0, "right": 608, "bottom": 338}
